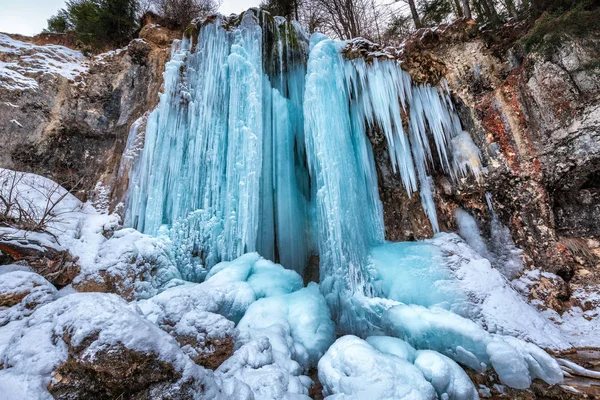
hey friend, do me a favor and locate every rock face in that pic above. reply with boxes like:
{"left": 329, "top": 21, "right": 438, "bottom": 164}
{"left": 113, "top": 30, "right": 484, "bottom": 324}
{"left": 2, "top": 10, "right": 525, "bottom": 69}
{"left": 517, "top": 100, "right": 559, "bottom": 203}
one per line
{"left": 0, "top": 26, "right": 174, "bottom": 199}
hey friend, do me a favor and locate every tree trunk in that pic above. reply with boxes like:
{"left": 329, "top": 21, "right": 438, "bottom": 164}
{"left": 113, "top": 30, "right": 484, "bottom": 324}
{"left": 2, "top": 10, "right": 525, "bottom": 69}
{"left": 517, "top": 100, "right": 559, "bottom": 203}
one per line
{"left": 473, "top": 0, "right": 485, "bottom": 21}
{"left": 406, "top": 0, "right": 422, "bottom": 29}
{"left": 462, "top": 0, "right": 472, "bottom": 19}
{"left": 485, "top": 0, "right": 501, "bottom": 24}
{"left": 453, "top": 0, "right": 464, "bottom": 18}
{"left": 504, "top": 0, "right": 519, "bottom": 19}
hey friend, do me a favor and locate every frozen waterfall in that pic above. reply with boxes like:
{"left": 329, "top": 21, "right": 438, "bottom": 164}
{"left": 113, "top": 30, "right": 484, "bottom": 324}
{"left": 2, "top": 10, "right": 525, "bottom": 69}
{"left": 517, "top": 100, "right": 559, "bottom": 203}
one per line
{"left": 122, "top": 9, "right": 565, "bottom": 391}
{"left": 125, "top": 10, "right": 479, "bottom": 286}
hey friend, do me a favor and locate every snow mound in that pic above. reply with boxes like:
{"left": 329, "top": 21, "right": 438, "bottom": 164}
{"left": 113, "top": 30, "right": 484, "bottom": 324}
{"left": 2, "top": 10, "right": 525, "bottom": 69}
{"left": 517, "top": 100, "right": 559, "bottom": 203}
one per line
{"left": 139, "top": 253, "right": 303, "bottom": 328}
{"left": 237, "top": 283, "right": 336, "bottom": 371}
{"left": 318, "top": 335, "right": 437, "bottom": 399}
{"left": 0, "top": 292, "right": 217, "bottom": 399}
{"left": 0, "top": 271, "right": 57, "bottom": 326}
{"left": 216, "top": 338, "right": 312, "bottom": 400}
{"left": 73, "top": 228, "right": 181, "bottom": 300}
{"left": 205, "top": 253, "right": 304, "bottom": 299}
{"left": 0, "top": 34, "right": 88, "bottom": 91}
{"left": 367, "top": 336, "right": 478, "bottom": 400}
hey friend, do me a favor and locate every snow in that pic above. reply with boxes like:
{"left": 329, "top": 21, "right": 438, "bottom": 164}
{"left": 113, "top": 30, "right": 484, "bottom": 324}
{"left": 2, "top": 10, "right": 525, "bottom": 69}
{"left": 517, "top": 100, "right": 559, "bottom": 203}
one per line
{"left": 413, "top": 350, "right": 479, "bottom": 399}
{"left": 140, "top": 253, "right": 303, "bottom": 325}
{"left": 0, "top": 168, "right": 120, "bottom": 279}
{"left": 237, "top": 283, "right": 335, "bottom": 371}
{"left": 0, "top": 265, "right": 33, "bottom": 275}
{"left": 0, "top": 34, "right": 88, "bottom": 91}
{"left": 0, "top": 271, "right": 57, "bottom": 327}
{"left": 427, "top": 233, "right": 568, "bottom": 349}
{"left": 318, "top": 335, "right": 437, "bottom": 399}
{"left": 514, "top": 274, "right": 600, "bottom": 348}
{"left": 215, "top": 337, "right": 311, "bottom": 399}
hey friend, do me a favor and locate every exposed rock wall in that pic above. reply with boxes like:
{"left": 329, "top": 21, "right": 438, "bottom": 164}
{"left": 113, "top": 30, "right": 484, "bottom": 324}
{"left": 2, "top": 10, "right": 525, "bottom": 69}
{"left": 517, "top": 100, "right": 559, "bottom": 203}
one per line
{"left": 0, "top": 25, "right": 177, "bottom": 199}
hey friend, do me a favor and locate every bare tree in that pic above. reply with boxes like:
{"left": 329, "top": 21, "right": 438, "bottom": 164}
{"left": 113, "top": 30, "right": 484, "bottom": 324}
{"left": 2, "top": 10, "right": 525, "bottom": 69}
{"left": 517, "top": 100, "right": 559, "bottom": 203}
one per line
{"left": 300, "top": 0, "right": 386, "bottom": 40}
{"left": 0, "top": 169, "right": 83, "bottom": 236}
{"left": 400, "top": 0, "right": 422, "bottom": 29}
{"left": 462, "top": 0, "right": 472, "bottom": 19}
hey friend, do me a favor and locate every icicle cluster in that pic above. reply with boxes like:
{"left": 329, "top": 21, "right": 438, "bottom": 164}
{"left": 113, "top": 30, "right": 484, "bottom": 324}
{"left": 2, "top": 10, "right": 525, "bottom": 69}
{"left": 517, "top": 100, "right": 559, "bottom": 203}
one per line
{"left": 304, "top": 35, "right": 482, "bottom": 330}
{"left": 125, "top": 11, "right": 311, "bottom": 280}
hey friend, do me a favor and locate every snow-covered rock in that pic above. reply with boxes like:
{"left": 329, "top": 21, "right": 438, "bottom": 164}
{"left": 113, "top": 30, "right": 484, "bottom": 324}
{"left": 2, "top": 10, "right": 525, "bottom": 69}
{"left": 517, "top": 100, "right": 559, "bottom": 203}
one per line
{"left": 73, "top": 228, "right": 181, "bottom": 300}
{"left": 237, "top": 283, "right": 335, "bottom": 371}
{"left": 216, "top": 338, "right": 312, "bottom": 400}
{"left": 0, "top": 33, "right": 88, "bottom": 91}
{"left": 0, "top": 271, "right": 57, "bottom": 326}
{"left": 319, "top": 335, "right": 478, "bottom": 399}
{"left": 0, "top": 293, "right": 220, "bottom": 399}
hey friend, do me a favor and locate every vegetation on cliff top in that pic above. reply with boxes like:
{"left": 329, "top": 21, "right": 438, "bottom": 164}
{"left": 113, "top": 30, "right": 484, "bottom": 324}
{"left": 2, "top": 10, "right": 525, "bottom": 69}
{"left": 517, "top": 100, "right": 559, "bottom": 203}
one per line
{"left": 519, "top": 0, "right": 600, "bottom": 55}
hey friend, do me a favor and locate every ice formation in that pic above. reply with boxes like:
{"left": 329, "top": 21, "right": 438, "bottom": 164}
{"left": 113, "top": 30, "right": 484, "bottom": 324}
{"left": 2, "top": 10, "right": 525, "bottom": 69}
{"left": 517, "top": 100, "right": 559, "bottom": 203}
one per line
{"left": 117, "top": 9, "right": 567, "bottom": 394}
{"left": 454, "top": 194, "right": 523, "bottom": 280}
{"left": 125, "top": 11, "right": 311, "bottom": 279}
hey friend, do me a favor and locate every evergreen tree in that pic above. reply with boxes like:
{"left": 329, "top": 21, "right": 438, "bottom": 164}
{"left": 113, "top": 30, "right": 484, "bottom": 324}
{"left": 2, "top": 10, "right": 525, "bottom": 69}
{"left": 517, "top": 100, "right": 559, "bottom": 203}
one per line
{"left": 46, "top": 0, "right": 139, "bottom": 51}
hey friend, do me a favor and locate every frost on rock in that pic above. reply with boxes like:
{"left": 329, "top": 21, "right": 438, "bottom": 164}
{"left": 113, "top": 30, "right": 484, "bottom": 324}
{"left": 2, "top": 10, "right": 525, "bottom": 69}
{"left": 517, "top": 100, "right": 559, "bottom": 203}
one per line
{"left": 0, "top": 271, "right": 57, "bottom": 326}
{"left": 72, "top": 228, "right": 182, "bottom": 301}
{"left": 0, "top": 293, "right": 220, "bottom": 400}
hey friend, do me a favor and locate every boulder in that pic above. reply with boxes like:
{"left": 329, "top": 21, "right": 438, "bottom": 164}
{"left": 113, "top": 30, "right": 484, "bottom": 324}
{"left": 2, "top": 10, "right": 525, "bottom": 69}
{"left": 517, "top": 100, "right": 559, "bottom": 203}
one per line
{"left": 0, "top": 270, "right": 57, "bottom": 326}
{"left": 0, "top": 293, "right": 218, "bottom": 399}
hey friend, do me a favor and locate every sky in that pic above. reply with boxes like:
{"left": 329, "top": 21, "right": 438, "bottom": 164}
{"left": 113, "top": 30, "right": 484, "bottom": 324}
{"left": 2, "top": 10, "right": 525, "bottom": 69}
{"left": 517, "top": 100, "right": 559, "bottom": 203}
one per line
{"left": 0, "top": 0, "right": 260, "bottom": 36}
